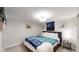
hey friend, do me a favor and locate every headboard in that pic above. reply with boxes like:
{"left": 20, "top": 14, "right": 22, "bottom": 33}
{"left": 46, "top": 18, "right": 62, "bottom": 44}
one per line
{"left": 42, "top": 31, "right": 62, "bottom": 44}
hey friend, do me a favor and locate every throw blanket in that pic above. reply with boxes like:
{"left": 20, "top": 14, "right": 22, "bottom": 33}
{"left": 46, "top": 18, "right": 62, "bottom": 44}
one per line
{"left": 25, "top": 36, "right": 58, "bottom": 49}
{"left": 30, "top": 36, "right": 58, "bottom": 45}
{"left": 25, "top": 37, "right": 44, "bottom": 49}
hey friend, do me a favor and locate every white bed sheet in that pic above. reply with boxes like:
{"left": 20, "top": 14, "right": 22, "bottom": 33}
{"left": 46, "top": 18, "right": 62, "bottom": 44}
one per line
{"left": 24, "top": 41, "right": 60, "bottom": 52}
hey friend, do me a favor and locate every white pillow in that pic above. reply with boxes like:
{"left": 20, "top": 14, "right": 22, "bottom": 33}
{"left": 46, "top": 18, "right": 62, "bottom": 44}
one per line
{"left": 42, "top": 32, "right": 60, "bottom": 41}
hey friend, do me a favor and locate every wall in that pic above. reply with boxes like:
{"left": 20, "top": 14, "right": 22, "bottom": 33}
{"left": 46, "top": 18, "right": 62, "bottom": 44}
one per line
{"left": 3, "top": 20, "right": 41, "bottom": 48}
{"left": 76, "top": 16, "right": 79, "bottom": 51}
{"left": 55, "top": 17, "right": 77, "bottom": 50}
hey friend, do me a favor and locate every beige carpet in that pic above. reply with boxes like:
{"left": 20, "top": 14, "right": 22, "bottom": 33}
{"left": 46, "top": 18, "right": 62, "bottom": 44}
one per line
{"left": 6, "top": 44, "right": 74, "bottom": 52}
{"left": 6, "top": 44, "right": 31, "bottom": 52}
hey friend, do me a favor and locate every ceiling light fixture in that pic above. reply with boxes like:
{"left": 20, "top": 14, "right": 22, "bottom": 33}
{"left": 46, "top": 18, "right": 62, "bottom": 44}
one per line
{"left": 34, "top": 11, "right": 52, "bottom": 22}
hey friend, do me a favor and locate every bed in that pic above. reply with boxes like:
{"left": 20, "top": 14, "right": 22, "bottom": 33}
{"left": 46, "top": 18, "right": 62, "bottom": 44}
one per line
{"left": 24, "top": 31, "right": 62, "bottom": 52}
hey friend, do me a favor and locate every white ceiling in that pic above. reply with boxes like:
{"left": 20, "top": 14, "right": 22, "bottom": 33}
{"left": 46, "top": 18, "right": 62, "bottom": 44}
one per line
{"left": 5, "top": 7, "right": 79, "bottom": 24}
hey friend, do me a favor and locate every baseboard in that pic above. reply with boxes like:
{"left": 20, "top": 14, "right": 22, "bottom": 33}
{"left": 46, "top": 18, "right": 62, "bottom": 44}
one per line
{"left": 5, "top": 42, "right": 23, "bottom": 49}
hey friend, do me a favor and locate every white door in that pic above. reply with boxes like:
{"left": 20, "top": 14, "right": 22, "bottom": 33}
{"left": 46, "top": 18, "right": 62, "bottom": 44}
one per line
{"left": 0, "top": 31, "right": 3, "bottom": 52}
{"left": 0, "top": 22, "right": 4, "bottom": 52}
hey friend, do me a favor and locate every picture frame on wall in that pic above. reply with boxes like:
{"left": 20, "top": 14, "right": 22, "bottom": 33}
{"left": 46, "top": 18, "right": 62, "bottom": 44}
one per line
{"left": 46, "top": 22, "right": 55, "bottom": 31}
{"left": 25, "top": 24, "right": 32, "bottom": 29}
{"left": 59, "top": 21, "right": 67, "bottom": 28}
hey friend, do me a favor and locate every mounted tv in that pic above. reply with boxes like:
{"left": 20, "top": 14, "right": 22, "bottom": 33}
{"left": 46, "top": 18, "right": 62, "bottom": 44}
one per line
{"left": 46, "top": 22, "right": 55, "bottom": 31}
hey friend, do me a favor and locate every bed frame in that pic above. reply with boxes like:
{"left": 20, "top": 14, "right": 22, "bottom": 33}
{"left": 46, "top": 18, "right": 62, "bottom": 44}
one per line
{"left": 24, "top": 31, "right": 62, "bottom": 52}
{"left": 42, "top": 31, "right": 62, "bottom": 52}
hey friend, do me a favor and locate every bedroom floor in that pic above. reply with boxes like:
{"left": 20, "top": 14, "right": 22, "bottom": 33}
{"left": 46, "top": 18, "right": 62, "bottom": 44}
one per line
{"left": 6, "top": 44, "right": 74, "bottom": 52}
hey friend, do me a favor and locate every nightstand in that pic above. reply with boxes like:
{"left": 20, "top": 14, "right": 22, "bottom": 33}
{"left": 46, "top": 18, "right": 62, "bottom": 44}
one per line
{"left": 62, "top": 40, "right": 71, "bottom": 50}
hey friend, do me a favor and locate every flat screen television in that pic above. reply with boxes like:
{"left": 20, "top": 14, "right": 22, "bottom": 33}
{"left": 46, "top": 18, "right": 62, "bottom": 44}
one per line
{"left": 46, "top": 22, "right": 55, "bottom": 31}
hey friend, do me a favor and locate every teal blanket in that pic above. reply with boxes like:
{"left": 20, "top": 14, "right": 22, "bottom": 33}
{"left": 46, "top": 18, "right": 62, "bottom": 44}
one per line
{"left": 28, "top": 36, "right": 58, "bottom": 45}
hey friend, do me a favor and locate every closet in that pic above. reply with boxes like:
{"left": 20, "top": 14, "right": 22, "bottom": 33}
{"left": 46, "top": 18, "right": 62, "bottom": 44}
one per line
{"left": 0, "top": 7, "right": 7, "bottom": 51}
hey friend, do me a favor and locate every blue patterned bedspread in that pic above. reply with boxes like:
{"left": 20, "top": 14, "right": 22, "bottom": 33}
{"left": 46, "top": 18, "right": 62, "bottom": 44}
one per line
{"left": 25, "top": 37, "right": 44, "bottom": 49}
{"left": 25, "top": 36, "right": 58, "bottom": 49}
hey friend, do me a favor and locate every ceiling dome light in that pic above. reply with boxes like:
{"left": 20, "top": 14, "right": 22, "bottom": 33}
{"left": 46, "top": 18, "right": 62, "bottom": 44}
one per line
{"left": 34, "top": 11, "right": 52, "bottom": 22}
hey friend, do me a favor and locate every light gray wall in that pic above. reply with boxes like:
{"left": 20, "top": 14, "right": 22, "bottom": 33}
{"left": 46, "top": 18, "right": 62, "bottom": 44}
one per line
{"left": 3, "top": 20, "right": 41, "bottom": 48}
{"left": 55, "top": 18, "right": 77, "bottom": 50}
{"left": 76, "top": 16, "right": 79, "bottom": 51}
